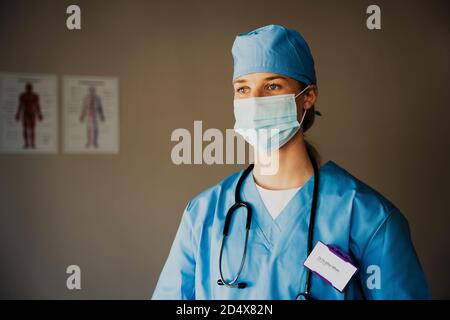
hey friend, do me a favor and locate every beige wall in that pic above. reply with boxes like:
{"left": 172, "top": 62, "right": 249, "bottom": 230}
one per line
{"left": 0, "top": 0, "right": 448, "bottom": 299}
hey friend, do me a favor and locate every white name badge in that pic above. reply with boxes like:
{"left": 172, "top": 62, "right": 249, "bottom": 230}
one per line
{"left": 303, "top": 241, "right": 358, "bottom": 292}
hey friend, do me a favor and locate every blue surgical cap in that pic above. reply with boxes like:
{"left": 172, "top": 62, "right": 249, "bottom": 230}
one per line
{"left": 232, "top": 24, "right": 317, "bottom": 85}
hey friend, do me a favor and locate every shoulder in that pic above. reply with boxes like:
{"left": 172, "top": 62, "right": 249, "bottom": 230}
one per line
{"left": 322, "top": 160, "right": 399, "bottom": 222}
{"left": 184, "top": 168, "right": 244, "bottom": 223}
{"left": 322, "top": 160, "right": 408, "bottom": 256}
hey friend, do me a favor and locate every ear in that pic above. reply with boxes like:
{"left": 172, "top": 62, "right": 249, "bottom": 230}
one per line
{"left": 303, "top": 85, "right": 318, "bottom": 110}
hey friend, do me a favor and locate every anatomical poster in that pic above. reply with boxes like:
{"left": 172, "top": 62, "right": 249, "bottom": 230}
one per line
{"left": 63, "top": 75, "right": 119, "bottom": 154}
{"left": 0, "top": 72, "right": 58, "bottom": 154}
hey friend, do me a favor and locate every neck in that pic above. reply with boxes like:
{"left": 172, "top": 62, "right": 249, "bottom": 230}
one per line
{"left": 253, "top": 132, "right": 314, "bottom": 190}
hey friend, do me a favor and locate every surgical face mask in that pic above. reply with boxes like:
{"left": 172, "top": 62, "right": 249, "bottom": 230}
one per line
{"left": 233, "top": 85, "right": 310, "bottom": 151}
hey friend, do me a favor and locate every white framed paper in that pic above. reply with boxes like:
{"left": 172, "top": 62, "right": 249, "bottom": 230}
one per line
{"left": 0, "top": 72, "right": 58, "bottom": 154}
{"left": 63, "top": 75, "right": 119, "bottom": 154}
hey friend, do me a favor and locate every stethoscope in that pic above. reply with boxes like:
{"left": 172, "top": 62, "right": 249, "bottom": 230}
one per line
{"left": 217, "top": 149, "right": 320, "bottom": 300}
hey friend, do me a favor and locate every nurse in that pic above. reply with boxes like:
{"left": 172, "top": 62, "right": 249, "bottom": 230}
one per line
{"left": 152, "top": 24, "right": 430, "bottom": 300}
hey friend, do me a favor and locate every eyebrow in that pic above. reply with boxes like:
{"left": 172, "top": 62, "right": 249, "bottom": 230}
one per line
{"left": 232, "top": 75, "right": 288, "bottom": 85}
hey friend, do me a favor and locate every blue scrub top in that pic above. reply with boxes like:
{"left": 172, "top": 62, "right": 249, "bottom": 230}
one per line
{"left": 152, "top": 160, "right": 430, "bottom": 300}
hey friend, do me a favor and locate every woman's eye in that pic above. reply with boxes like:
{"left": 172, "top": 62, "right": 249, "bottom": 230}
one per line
{"left": 237, "top": 87, "right": 248, "bottom": 94}
{"left": 267, "top": 83, "right": 281, "bottom": 91}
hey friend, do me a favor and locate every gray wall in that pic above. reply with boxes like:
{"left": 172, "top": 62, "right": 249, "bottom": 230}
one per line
{"left": 0, "top": 0, "right": 448, "bottom": 299}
